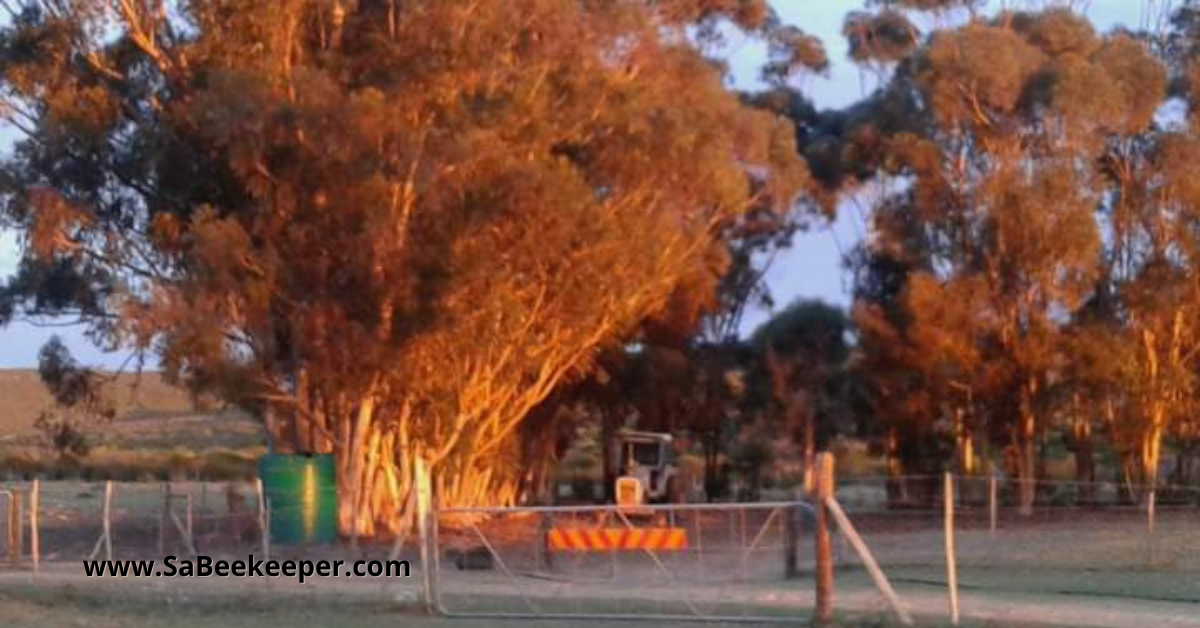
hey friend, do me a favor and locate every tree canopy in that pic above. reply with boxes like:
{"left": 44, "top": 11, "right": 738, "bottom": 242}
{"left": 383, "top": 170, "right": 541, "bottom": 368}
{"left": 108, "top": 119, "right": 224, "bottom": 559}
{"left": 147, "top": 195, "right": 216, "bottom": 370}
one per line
{"left": 0, "top": 0, "right": 818, "bottom": 532}
{"left": 9, "top": 0, "right": 1200, "bottom": 525}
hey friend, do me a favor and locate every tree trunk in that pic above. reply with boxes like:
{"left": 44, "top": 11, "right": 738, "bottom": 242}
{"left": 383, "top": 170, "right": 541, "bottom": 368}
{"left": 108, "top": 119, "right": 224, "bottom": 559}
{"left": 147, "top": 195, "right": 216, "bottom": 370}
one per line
{"left": 332, "top": 396, "right": 412, "bottom": 539}
{"left": 435, "top": 457, "right": 521, "bottom": 514}
{"left": 1141, "top": 409, "right": 1164, "bottom": 502}
{"left": 602, "top": 416, "right": 618, "bottom": 503}
{"left": 885, "top": 427, "right": 908, "bottom": 504}
{"left": 953, "top": 406, "right": 976, "bottom": 475}
{"left": 803, "top": 408, "right": 815, "bottom": 493}
{"left": 704, "top": 429, "right": 721, "bottom": 502}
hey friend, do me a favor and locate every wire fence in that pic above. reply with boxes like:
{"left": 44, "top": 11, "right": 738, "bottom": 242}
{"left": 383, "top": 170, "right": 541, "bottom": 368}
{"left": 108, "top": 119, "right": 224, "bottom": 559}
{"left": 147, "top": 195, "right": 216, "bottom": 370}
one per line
{"left": 432, "top": 501, "right": 818, "bottom": 622}
{"left": 831, "top": 474, "right": 1200, "bottom": 621}
{"left": 0, "top": 473, "right": 1198, "bottom": 625}
{"left": 430, "top": 473, "right": 1200, "bottom": 624}
{"left": 0, "top": 480, "right": 409, "bottom": 568}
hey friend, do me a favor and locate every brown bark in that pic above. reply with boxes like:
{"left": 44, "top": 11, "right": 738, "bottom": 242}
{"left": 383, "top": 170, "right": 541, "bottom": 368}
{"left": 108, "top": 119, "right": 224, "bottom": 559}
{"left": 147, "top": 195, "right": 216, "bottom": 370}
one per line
{"left": 1142, "top": 412, "right": 1164, "bottom": 498}
{"left": 330, "top": 392, "right": 412, "bottom": 539}
{"left": 885, "top": 427, "right": 908, "bottom": 503}
{"left": 953, "top": 406, "right": 976, "bottom": 475}
{"left": 803, "top": 407, "right": 815, "bottom": 493}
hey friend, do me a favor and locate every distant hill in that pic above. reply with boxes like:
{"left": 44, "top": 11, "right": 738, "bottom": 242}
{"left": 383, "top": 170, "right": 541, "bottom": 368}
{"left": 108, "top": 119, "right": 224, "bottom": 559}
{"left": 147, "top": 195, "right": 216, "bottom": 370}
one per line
{"left": 0, "top": 369, "right": 265, "bottom": 480}
{"left": 0, "top": 369, "right": 201, "bottom": 438}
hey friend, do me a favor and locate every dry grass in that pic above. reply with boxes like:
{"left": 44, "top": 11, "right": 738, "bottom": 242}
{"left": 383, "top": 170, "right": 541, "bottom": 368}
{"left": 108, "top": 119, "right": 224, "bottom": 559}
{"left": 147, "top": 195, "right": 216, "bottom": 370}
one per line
{"left": 0, "top": 369, "right": 265, "bottom": 480}
{"left": 0, "top": 370, "right": 198, "bottom": 436}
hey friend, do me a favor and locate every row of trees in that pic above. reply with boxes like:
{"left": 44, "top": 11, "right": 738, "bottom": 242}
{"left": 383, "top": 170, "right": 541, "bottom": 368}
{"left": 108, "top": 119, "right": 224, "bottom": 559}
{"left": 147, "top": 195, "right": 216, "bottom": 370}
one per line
{"left": 531, "top": 296, "right": 853, "bottom": 504}
{"left": 8, "top": 0, "right": 1200, "bottom": 532}
{"left": 585, "top": 1, "right": 1200, "bottom": 512}
{"left": 839, "top": 2, "right": 1200, "bottom": 511}
{"left": 0, "top": 0, "right": 826, "bottom": 535}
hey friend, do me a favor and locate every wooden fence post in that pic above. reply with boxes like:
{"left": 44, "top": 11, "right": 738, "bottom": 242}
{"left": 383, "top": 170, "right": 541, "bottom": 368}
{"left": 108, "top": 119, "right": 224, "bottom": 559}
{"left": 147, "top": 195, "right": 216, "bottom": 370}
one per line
{"left": 158, "top": 483, "right": 168, "bottom": 554}
{"left": 415, "top": 457, "right": 438, "bottom": 615}
{"left": 13, "top": 490, "right": 23, "bottom": 564}
{"left": 4, "top": 493, "right": 12, "bottom": 564}
{"left": 944, "top": 472, "right": 960, "bottom": 625}
{"left": 185, "top": 491, "right": 194, "bottom": 541}
{"left": 256, "top": 478, "right": 270, "bottom": 561}
{"left": 6, "top": 490, "right": 19, "bottom": 564}
{"left": 1147, "top": 488, "right": 1156, "bottom": 565}
{"left": 103, "top": 481, "right": 113, "bottom": 561}
{"left": 988, "top": 472, "right": 998, "bottom": 536}
{"left": 29, "top": 479, "right": 39, "bottom": 575}
{"left": 1147, "top": 489, "right": 1156, "bottom": 536}
{"left": 263, "top": 503, "right": 272, "bottom": 561}
{"left": 814, "top": 452, "right": 835, "bottom": 626}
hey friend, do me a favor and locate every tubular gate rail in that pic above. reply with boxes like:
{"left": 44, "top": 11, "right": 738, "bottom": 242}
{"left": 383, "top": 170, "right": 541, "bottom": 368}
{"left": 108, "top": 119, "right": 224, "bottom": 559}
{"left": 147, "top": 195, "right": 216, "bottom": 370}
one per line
{"left": 431, "top": 501, "right": 818, "bottom": 622}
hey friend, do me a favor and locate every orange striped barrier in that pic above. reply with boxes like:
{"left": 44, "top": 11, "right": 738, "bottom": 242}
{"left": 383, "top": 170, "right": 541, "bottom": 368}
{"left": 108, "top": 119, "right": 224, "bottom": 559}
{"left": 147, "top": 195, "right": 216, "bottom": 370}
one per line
{"left": 546, "top": 527, "right": 688, "bottom": 552}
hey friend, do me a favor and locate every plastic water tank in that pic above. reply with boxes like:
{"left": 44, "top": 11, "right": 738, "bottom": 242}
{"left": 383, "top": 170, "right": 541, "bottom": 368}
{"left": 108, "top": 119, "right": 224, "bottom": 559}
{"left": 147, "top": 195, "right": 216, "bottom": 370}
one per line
{"left": 257, "top": 454, "right": 338, "bottom": 544}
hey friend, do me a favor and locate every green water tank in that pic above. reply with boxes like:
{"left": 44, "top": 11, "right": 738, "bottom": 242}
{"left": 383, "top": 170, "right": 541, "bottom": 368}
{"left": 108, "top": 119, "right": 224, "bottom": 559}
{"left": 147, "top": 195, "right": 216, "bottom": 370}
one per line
{"left": 257, "top": 454, "right": 339, "bottom": 544}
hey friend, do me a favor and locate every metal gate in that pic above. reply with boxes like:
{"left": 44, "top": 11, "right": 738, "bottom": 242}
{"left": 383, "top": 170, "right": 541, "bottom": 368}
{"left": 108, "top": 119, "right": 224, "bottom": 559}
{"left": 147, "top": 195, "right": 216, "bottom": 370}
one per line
{"left": 429, "top": 500, "right": 818, "bottom": 622}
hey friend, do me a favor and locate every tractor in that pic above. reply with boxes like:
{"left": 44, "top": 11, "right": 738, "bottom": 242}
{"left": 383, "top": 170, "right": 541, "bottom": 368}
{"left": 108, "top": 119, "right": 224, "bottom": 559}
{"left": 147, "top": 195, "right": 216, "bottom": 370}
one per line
{"left": 610, "top": 429, "right": 684, "bottom": 506}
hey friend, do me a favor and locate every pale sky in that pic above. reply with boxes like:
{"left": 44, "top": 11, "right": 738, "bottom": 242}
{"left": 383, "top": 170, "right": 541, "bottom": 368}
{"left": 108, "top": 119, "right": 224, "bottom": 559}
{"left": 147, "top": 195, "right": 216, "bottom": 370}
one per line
{"left": 0, "top": 0, "right": 1158, "bottom": 368}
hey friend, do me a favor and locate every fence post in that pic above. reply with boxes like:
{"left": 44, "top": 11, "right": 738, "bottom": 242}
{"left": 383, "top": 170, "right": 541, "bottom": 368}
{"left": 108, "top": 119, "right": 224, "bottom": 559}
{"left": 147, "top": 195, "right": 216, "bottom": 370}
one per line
{"left": 185, "top": 491, "right": 194, "bottom": 541}
{"left": 158, "top": 485, "right": 170, "bottom": 552}
{"left": 414, "top": 457, "right": 437, "bottom": 615}
{"left": 784, "top": 488, "right": 800, "bottom": 578}
{"left": 7, "top": 490, "right": 19, "bottom": 564}
{"left": 264, "top": 504, "right": 272, "bottom": 561}
{"left": 988, "top": 472, "right": 998, "bottom": 536}
{"left": 4, "top": 493, "right": 12, "bottom": 564}
{"left": 944, "top": 472, "right": 960, "bottom": 626}
{"left": 30, "top": 479, "right": 39, "bottom": 575}
{"left": 1147, "top": 488, "right": 1156, "bottom": 536}
{"left": 158, "top": 483, "right": 168, "bottom": 554}
{"left": 1147, "top": 488, "right": 1156, "bottom": 565}
{"left": 255, "top": 478, "right": 270, "bottom": 561}
{"left": 13, "top": 490, "right": 23, "bottom": 565}
{"left": 103, "top": 481, "right": 113, "bottom": 561}
{"left": 814, "top": 452, "right": 835, "bottom": 626}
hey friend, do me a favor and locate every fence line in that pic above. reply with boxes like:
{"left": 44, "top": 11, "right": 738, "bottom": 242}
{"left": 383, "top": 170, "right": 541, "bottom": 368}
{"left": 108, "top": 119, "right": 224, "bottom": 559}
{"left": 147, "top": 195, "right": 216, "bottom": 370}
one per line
{"left": 0, "top": 468, "right": 1196, "bottom": 625}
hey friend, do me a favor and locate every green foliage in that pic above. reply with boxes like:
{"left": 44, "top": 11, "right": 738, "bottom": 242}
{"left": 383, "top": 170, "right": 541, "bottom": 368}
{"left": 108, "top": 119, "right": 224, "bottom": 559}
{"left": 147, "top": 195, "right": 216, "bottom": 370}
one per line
{"left": 752, "top": 299, "right": 849, "bottom": 365}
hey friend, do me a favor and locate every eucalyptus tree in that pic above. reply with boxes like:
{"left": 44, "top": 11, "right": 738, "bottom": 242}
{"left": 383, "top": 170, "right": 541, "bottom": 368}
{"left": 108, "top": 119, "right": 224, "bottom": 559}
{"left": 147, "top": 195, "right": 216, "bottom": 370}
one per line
{"left": 842, "top": 7, "right": 1167, "bottom": 512}
{"left": 0, "top": 0, "right": 815, "bottom": 534}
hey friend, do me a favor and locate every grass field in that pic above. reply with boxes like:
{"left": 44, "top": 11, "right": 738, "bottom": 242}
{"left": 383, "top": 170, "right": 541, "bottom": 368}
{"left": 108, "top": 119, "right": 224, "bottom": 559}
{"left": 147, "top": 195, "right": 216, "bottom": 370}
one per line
{"left": 0, "top": 576, "right": 1129, "bottom": 628}
{"left": 0, "top": 368, "right": 265, "bottom": 481}
{"left": 0, "top": 486, "right": 1195, "bottom": 628}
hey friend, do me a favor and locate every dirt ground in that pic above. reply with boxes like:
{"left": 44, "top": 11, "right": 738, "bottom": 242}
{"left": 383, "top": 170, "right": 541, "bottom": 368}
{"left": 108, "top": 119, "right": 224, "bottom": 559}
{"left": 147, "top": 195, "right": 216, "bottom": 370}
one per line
{"left": 0, "top": 578, "right": 744, "bottom": 628}
{"left": 0, "top": 559, "right": 1196, "bottom": 628}
{"left": 3, "top": 483, "right": 1200, "bottom": 628}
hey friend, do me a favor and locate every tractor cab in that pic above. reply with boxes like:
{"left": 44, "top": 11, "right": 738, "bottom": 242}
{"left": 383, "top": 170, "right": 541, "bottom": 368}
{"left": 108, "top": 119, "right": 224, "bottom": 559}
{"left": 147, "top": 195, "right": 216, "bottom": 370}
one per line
{"left": 612, "top": 430, "right": 680, "bottom": 505}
